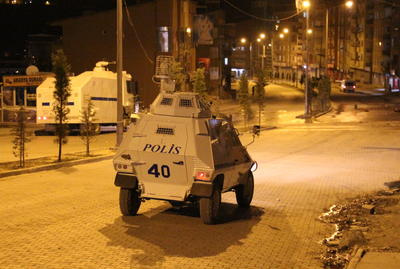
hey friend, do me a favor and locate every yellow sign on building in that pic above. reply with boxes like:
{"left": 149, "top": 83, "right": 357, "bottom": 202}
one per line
{"left": 2, "top": 75, "right": 52, "bottom": 87}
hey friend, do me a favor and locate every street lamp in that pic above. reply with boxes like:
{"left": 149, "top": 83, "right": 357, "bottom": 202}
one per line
{"left": 283, "top": 28, "right": 289, "bottom": 34}
{"left": 303, "top": 0, "right": 311, "bottom": 122}
{"left": 240, "top": 38, "right": 247, "bottom": 44}
{"left": 258, "top": 33, "right": 267, "bottom": 71}
{"left": 302, "top": 0, "right": 310, "bottom": 9}
{"left": 345, "top": 1, "right": 354, "bottom": 8}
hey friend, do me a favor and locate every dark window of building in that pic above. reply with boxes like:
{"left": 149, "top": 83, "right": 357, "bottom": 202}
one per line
{"left": 15, "top": 87, "right": 25, "bottom": 106}
{"left": 3, "top": 89, "right": 14, "bottom": 106}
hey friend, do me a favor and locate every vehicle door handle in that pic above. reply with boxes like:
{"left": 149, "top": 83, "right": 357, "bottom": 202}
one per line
{"left": 173, "top": 161, "right": 184, "bottom": 165}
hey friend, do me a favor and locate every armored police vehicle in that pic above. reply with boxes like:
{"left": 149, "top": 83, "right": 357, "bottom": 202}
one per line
{"left": 113, "top": 91, "right": 256, "bottom": 224}
{"left": 36, "top": 61, "right": 135, "bottom": 133}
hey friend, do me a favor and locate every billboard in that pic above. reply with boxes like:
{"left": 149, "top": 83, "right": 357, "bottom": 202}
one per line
{"left": 3, "top": 75, "right": 52, "bottom": 87}
{"left": 194, "top": 15, "right": 214, "bottom": 45}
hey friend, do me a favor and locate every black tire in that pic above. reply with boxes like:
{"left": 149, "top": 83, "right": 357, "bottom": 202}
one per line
{"left": 119, "top": 188, "right": 141, "bottom": 216}
{"left": 235, "top": 172, "right": 254, "bottom": 207}
{"left": 199, "top": 186, "right": 221, "bottom": 224}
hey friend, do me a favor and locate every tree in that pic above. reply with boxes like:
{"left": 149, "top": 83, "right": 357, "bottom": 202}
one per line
{"left": 169, "top": 60, "right": 186, "bottom": 91}
{"left": 52, "top": 49, "right": 71, "bottom": 162}
{"left": 11, "top": 107, "right": 31, "bottom": 168}
{"left": 317, "top": 76, "right": 332, "bottom": 112}
{"left": 254, "top": 69, "right": 267, "bottom": 128}
{"left": 80, "top": 98, "right": 97, "bottom": 156}
{"left": 191, "top": 67, "right": 207, "bottom": 96}
{"left": 237, "top": 73, "right": 253, "bottom": 129}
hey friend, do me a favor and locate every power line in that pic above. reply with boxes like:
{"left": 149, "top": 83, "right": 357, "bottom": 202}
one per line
{"left": 123, "top": 0, "right": 154, "bottom": 65}
{"left": 376, "top": 0, "right": 400, "bottom": 7}
{"left": 222, "top": 0, "right": 304, "bottom": 22}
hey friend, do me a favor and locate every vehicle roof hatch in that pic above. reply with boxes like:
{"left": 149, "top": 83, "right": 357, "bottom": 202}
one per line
{"left": 150, "top": 92, "right": 211, "bottom": 118}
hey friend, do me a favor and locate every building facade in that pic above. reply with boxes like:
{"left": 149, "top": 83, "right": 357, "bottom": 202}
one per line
{"left": 55, "top": 0, "right": 197, "bottom": 106}
{"left": 0, "top": 73, "right": 53, "bottom": 123}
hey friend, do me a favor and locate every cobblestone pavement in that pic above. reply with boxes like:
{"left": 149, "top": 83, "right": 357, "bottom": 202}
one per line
{"left": 1, "top": 123, "right": 400, "bottom": 269}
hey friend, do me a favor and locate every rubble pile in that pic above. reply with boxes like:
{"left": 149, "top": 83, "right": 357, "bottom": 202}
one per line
{"left": 318, "top": 184, "right": 400, "bottom": 268}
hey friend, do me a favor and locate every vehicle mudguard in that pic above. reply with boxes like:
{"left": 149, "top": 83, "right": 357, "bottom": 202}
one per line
{"left": 190, "top": 182, "right": 213, "bottom": 197}
{"left": 114, "top": 172, "right": 138, "bottom": 189}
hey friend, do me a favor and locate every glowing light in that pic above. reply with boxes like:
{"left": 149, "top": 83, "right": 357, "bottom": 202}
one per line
{"left": 257, "top": 38, "right": 261, "bottom": 42}
{"left": 240, "top": 38, "right": 247, "bottom": 44}
{"left": 307, "top": 28, "right": 313, "bottom": 34}
{"left": 378, "top": 41, "right": 382, "bottom": 46}
{"left": 283, "top": 28, "right": 289, "bottom": 34}
{"left": 259, "top": 33, "right": 266, "bottom": 39}
{"left": 302, "top": 1, "right": 310, "bottom": 8}
{"left": 279, "top": 33, "right": 284, "bottom": 38}
{"left": 186, "top": 27, "right": 191, "bottom": 34}
{"left": 345, "top": 1, "right": 353, "bottom": 8}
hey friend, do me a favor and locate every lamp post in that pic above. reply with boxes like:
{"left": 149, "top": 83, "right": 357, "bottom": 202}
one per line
{"left": 259, "top": 33, "right": 266, "bottom": 72}
{"left": 116, "top": 0, "right": 123, "bottom": 146}
{"left": 303, "top": 0, "right": 312, "bottom": 122}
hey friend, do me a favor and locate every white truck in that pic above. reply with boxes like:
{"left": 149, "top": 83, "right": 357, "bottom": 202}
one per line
{"left": 113, "top": 91, "right": 256, "bottom": 224}
{"left": 36, "top": 61, "right": 135, "bottom": 133}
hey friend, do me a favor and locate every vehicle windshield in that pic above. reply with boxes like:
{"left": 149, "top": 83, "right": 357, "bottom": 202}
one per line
{"left": 345, "top": 81, "right": 355, "bottom": 86}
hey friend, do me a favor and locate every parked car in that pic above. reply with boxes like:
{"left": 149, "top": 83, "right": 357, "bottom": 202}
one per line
{"left": 341, "top": 80, "right": 356, "bottom": 92}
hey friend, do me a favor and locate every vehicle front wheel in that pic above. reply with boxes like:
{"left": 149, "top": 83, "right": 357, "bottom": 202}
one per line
{"left": 119, "top": 188, "right": 141, "bottom": 216}
{"left": 199, "top": 186, "right": 221, "bottom": 224}
{"left": 235, "top": 172, "right": 254, "bottom": 207}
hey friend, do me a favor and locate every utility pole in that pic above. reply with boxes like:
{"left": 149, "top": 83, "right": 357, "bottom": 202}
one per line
{"left": 325, "top": 7, "right": 329, "bottom": 75}
{"left": 261, "top": 44, "right": 266, "bottom": 71}
{"left": 304, "top": 8, "right": 312, "bottom": 122}
{"left": 116, "top": 0, "right": 123, "bottom": 146}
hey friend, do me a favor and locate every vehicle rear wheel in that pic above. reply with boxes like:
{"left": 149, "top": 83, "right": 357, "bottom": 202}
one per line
{"left": 235, "top": 171, "right": 254, "bottom": 207}
{"left": 119, "top": 188, "right": 141, "bottom": 216}
{"left": 168, "top": 201, "right": 184, "bottom": 207}
{"left": 199, "top": 186, "right": 221, "bottom": 225}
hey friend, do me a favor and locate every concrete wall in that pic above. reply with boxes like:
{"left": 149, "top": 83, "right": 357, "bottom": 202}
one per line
{"left": 56, "top": 2, "right": 159, "bottom": 106}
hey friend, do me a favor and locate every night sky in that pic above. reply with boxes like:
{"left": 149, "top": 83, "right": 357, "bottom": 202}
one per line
{"left": 0, "top": 0, "right": 295, "bottom": 58}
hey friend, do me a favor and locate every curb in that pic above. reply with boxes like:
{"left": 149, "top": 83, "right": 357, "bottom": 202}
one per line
{"left": 313, "top": 106, "right": 334, "bottom": 118}
{"left": 347, "top": 248, "right": 366, "bottom": 269}
{"left": 0, "top": 154, "right": 114, "bottom": 179}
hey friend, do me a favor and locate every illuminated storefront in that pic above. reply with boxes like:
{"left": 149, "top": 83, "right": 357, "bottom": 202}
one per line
{"left": 0, "top": 74, "right": 52, "bottom": 123}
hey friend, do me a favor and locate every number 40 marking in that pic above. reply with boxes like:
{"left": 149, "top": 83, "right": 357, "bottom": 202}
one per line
{"left": 148, "top": 164, "right": 170, "bottom": 178}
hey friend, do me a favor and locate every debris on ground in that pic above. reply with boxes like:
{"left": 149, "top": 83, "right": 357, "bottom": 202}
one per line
{"left": 319, "top": 181, "right": 400, "bottom": 268}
